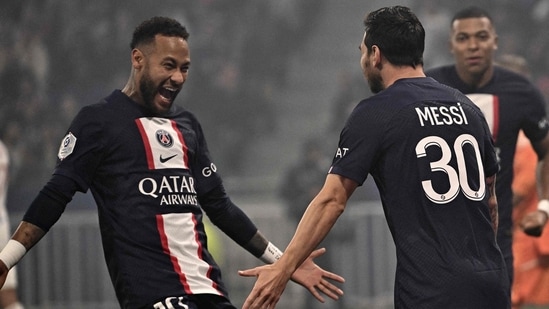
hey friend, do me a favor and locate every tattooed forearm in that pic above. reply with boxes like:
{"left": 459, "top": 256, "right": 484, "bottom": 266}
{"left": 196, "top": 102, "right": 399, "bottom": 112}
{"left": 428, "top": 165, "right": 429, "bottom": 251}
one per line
{"left": 485, "top": 175, "right": 498, "bottom": 234}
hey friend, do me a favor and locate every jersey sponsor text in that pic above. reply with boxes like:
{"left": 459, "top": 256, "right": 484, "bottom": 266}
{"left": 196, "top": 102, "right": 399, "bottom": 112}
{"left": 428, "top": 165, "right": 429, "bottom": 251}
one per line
{"left": 139, "top": 175, "right": 198, "bottom": 206}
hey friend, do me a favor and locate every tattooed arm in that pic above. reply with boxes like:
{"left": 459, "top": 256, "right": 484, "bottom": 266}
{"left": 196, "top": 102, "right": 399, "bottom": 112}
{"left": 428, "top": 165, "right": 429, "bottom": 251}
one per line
{"left": 486, "top": 175, "right": 498, "bottom": 234}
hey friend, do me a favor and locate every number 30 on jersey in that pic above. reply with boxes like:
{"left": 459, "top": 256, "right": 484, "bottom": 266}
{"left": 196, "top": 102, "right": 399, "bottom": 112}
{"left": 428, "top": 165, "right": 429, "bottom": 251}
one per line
{"left": 415, "top": 134, "right": 486, "bottom": 204}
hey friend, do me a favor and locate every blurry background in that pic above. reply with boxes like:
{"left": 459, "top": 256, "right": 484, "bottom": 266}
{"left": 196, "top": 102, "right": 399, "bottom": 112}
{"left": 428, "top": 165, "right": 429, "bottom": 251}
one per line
{"left": 1, "top": 0, "right": 549, "bottom": 308}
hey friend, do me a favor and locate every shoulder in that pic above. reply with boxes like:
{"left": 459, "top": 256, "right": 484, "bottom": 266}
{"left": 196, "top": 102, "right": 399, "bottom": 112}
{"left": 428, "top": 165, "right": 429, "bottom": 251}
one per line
{"left": 172, "top": 105, "right": 198, "bottom": 122}
{"left": 347, "top": 81, "right": 417, "bottom": 125}
{"left": 76, "top": 91, "right": 121, "bottom": 118}
{"left": 67, "top": 92, "right": 132, "bottom": 139}
{"left": 493, "top": 66, "right": 537, "bottom": 89}
{"left": 493, "top": 66, "right": 529, "bottom": 83}
{"left": 425, "top": 65, "right": 455, "bottom": 80}
{"left": 492, "top": 66, "right": 545, "bottom": 100}
{"left": 75, "top": 90, "right": 147, "bottom": 124}
{"left": 169, "top": 105, "right": 204, "bottom": 130}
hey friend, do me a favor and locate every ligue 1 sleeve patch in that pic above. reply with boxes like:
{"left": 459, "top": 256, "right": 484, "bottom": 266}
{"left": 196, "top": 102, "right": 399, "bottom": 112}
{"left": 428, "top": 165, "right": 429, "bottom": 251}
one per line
{"left": 58, "top": 132, "right": 77, "bottom": 160}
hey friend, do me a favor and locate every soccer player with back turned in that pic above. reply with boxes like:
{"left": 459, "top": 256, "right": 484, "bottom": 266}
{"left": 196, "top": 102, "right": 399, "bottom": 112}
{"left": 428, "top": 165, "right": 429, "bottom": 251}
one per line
{"left": 240, "top": 6, "right": 510, "bottom": 309}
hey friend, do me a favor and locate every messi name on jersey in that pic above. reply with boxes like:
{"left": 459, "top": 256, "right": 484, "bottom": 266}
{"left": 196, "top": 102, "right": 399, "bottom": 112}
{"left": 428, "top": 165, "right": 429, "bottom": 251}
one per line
{"left": 415, "top": 102, "right": 469, "bottom": 127}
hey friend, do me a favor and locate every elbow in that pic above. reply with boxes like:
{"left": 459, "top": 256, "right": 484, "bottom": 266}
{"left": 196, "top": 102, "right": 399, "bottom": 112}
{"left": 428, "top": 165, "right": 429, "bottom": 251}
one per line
{"left": 330, "top": 200, "right": 346, "bottom": 216}
{"left": 320, "top": 197, "right": 346, "bottom": 219}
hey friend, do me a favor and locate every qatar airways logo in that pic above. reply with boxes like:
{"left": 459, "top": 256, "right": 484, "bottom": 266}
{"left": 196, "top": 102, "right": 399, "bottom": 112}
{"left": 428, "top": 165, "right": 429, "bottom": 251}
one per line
{"left": 138, "top": 175, "right": 198, "bottom": 206}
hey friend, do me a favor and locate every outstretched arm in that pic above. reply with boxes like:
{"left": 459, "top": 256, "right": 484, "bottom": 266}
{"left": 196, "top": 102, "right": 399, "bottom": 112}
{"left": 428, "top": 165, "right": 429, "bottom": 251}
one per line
{"left": 200, "top": 183, "right": 344, "bottom": 302}
{"left": 239, "top": 174, "right": 357, "bottom": 309}
{"left": 521, "top": 133, "right": 549, "bottom": 236}
{"left": 0, "top": 221, "right": 46, "bottom": 288}
{"left": 0, "top": 174, "right": 75, "bottom": 287}
{"left": 243, "top": 231, "right": 344, "bottom": 303}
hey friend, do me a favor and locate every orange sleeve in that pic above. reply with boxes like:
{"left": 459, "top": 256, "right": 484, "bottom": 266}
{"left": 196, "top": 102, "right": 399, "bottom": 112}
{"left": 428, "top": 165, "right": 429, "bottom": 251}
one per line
{"left": 512, "top": 145, "right": 537, "bottom": 200}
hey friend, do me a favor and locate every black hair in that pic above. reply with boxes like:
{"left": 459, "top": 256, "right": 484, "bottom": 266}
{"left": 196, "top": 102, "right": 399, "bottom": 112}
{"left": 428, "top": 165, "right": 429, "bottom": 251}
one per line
{"left": 363, "top": 6, "right": 424, "bottom": 68}
{"left": 451, "top": 6, "right": 494, "bottom": 26}
{"left": 130, "top": 16, "right": 190, "bottom": 49}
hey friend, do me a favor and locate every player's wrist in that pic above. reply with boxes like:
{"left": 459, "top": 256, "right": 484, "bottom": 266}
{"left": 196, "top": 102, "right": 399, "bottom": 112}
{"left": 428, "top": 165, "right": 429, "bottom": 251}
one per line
{"left": 0, "top": 240, "right": 27, "bottom": 270}
{"left": 259, "top": 241, "right": 283, "bottom": 264}
{"left": 538, "top": 199, "right": 549, "bottom": 218}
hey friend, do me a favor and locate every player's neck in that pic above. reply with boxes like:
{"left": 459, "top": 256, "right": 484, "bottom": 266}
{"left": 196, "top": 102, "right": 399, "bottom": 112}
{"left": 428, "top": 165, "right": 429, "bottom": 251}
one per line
{"left": 121, "top": 72, "right": 143, "bottom": 105}
{"left": 383, "top": 65, "right": 426, "bottom": 88}
{"left": 457, "top": 65, "right": 494, "bottom": 89}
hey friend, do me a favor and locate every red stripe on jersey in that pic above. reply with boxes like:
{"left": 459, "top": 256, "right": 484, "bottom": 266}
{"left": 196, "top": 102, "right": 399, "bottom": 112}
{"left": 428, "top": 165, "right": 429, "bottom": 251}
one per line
{"left": 190, "top": 214, "right": 219, "bottom": 291}
{"left": 135, "top": 119, "right": 156, "bottom": 170}
{"left": 492, "top": 96, "right": 500, "bottom": 143}
{"left": 206, "top": 267, "right": 218, "bottom": 291}
{"left": 170, "top": 120, "right": 189, "bottom": 167}
{"left": 156, "top": 214, "right": 192, "bottom": 294}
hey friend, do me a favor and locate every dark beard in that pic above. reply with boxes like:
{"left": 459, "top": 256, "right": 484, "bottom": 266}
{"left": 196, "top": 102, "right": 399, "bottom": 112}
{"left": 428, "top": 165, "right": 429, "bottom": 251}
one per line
{"left": 367, "top": 71, "right": 384, "bottom": 94}
{"left": 139, "top": 72, "right": 161, "bottom": 115}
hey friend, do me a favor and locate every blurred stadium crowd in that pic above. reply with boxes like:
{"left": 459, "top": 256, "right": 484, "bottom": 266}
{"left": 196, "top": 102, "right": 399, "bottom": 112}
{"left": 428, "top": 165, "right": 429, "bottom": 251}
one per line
{"left": 2, "top": 0, "right": 549, "bottom": 211}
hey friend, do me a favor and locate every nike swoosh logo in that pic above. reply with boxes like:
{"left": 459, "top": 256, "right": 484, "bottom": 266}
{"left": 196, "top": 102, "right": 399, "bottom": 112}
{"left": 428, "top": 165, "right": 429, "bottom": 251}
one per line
{"left": 159, "top": 154, "right": 177, "bottom": 163}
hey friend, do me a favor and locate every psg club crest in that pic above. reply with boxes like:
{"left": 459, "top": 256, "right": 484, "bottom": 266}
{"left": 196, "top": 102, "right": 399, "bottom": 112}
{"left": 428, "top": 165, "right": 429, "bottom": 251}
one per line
{"left": 136, "top": 117, "right": 188, "bottom": 170}
{"left": 156, "top": 130, "right": 174, "bottom": 148}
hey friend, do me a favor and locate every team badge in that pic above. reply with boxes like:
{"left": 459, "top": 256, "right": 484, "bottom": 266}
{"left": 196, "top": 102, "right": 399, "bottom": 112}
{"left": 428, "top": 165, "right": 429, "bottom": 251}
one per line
{"left": 58, "top": 132, "right": 77, "bottom": 160}
{"left": 136, "top": 117, "right": 188, "bottom": 170}
{"left": 156, "top": 130, "right": 174, "bottom": 148}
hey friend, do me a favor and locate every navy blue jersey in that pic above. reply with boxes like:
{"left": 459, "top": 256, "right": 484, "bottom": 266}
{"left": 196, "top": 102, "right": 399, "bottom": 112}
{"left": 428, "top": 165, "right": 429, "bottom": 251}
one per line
{"left": 54, "top": 90, "right": 230, "bottom": 308}
{"left": 329, "top": 77, "right": 509, "bottom": 308}
{"left": 427, "top": 65, "right": 549, "bottom": 281}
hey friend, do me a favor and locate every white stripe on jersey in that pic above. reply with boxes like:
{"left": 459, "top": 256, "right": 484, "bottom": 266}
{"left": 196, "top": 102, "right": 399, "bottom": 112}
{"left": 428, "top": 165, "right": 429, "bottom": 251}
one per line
{"left": 466, "top": 94, "right": 499, "bottom": 139}
{"left": 157, "top": 213, "right": 222, "bottom": 296}
{"left": 135, "top": 117, "right": 189, "bottom": 170}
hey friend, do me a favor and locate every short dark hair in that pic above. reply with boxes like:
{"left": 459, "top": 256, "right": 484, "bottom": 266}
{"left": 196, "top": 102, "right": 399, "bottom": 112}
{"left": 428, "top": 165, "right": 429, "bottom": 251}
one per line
{"left": 363, "top": 6, "right": 424, "bottom": 68}
{"left": 451, "top": 6, "right": 493, "bottom": 26}
{"left": 130, "top": 16, "right": 190, "bottom": 49}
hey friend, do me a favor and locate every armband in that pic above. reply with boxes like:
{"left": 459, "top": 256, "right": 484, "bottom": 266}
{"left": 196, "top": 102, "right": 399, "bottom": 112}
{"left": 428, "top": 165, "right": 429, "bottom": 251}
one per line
{"left": 538, "top": 199, "right": 549, "bottom": 216}
{"left": 0, "top": 240, "right": 27, "bottom": 269}
{"left": 259, "top": 242, "right": 283, "bottom": 264}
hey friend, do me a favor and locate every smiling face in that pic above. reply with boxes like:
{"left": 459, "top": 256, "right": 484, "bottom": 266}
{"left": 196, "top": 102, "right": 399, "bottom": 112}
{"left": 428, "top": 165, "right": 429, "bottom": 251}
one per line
{"left": 450, "top": 17, "right": 497, "bottom": 87}
{"left": 133, "top": 35, "right": 190, "bottom": 115}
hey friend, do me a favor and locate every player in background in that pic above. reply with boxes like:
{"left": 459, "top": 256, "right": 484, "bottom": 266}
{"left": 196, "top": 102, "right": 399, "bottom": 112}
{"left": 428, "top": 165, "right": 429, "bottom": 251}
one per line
{"left": 511, "top": 131, "right": 549, "bottom": 309}
{"left": 425, "top": 6, "right": 549, "bottom": 286}
{"left": 496, "top": 54, "right": 549, "bottom": 309}
{"left": 0, "top": 140, "right": 24, "bottom": 309}
{"left": 0, "top": 16, "right": 344, "bottom": 309}
{"left": 240, "top": 6, "right": 510, "bottom": 309}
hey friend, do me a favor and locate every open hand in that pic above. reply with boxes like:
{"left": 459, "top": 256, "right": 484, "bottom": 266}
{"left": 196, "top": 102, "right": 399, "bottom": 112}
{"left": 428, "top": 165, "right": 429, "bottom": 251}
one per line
{"left": 239, "top": 248, "right": 344, "bottom": 309}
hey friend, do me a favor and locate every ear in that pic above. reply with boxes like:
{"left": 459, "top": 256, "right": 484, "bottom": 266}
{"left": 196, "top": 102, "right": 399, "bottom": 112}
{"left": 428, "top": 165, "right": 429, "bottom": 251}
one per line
{"left": 131, "top": 49, "right": 145, "bottom": 69}
{"left": 493, "top": 34, "right": 498, "bottom": 51}
{"left": 371, "top": 45, "right": 382, "bottom": 68}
